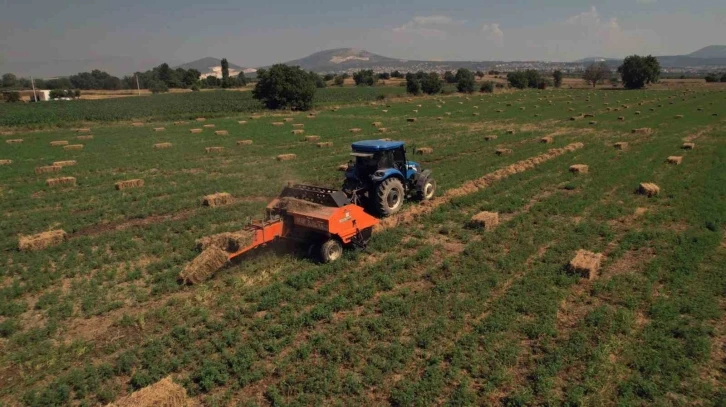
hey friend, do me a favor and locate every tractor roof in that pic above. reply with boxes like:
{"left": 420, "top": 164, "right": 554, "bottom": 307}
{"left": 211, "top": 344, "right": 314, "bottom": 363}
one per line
{"left": 351, "top": 140, "right": 404, "bottom": 152}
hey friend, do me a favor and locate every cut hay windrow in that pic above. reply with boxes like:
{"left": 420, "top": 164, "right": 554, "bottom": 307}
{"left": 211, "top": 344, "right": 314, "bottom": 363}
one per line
{"left": 53, "top": 160, "right": 76, "bottom": 167}
{"left": 6, "top": 139, "right": 23, "bottom": 144}
{"left": 35, "top": 165, "right": 61, "bottom": 175}
{"left": 189, "top": 128, "right": 203, "bottom": 134}
{"left": 115, "top": 179, "right": 144, "bottom": 190}
{"left": 50, "top": 140, "right": 69, "bottom": 146}
{"left": 0, "top": 159, "right": 12, "bottom": 165}
{"left": 568, "top": 250, "right": 603, "bottom": 280}
{"left": 203, "top": 192, "right": 233, "bottom": 207}
{"left": 304, "top": 135, "right": 320, "bottom": 142}
{"left": 154, "top": 142, "right": 172, "bottom": 149}
{"left": 154, "top": 127, "right": 165, "bottom": 132}
{"left": 470, "top": 211, "right": 499, "bottom": 231}
{"left": 77, "top": 135, "right": 94, "bottom": 140}
{"left": 63, "top": 144, "right": 83, "bottom": 150}
{"left": 18, "top": 230, "right": 67, "bottom": 252}
{"left": 203, "top": 124, "right": 215, "bottom": 128}
{"left": 46, "top": 176, "right": 76, "bottom": 187}
{"left": 106, "top": 376, "right": 192, "bottom": 407}
{"left": 569, "top": 164, "right": 589, "bottom": 174}
{"left": 214, "top": 130, "right": 229, "bottom": 136}
{"left": 376, "top": 142, "right": 585, "bottom": 231}
{"left": 205, "top": 147, "right": 224, "bottom": 153}
{"left": 132, "top": 122, "right": 144, "bottom": 127}
{"left": 317, "top": 142, "right": 333, "bottom": 148}
{"left": 277, "top": 154, "right": 296, "bottom": 161}
{"left": 196, "top": 230, "right": 255, "bottom": 252}
{"left": 416, "top": 147, "right": 433, "bottom": 155}
{"left": 667, "top": 156, "right": 683, "bottom": 165}
{"left": 236, "top": 140, "right": 253, "bottom": 145}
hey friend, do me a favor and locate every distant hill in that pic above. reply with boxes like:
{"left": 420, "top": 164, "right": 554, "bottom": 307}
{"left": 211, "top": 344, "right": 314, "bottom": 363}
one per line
{"left": 687, "top": 45, "right": 726, "bottom": 59}
{"left": 175, "top": 57, "right": 254, "bottom": 78}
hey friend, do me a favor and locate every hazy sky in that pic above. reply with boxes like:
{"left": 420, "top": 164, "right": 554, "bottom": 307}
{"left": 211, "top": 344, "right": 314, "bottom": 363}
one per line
{"left": 1, "top": 0, "right": 725, "bottom": 77}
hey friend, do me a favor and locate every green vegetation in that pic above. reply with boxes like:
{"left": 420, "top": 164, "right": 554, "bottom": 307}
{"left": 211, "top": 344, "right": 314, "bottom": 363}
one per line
{"left": 618, "top": 55, "right": 661, "bottom": 89}
{"left": 1, "top": 86, "right": 724, "bottom": 406}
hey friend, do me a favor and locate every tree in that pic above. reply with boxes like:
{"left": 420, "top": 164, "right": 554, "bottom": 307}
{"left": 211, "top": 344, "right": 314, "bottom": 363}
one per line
{"left": 252, "top": 64, "right": 316, "bottom": 110}
{"left": 444, "top": 71, "right": 456, "bottom": 84}
{"left": 353, "top": 70, "right": 376, "bottom": 86}
{"left": 405, "top": 73, "right": 421, "bottom": 95}
{"left": 237, "top": 72, "right": 247, "bottom": 86}
{"left": 205, "top": 76, "right": 220, "bottom": 87}
{"left": 3, "top": 91, "right": 21, "bottom": 102}
{"left": 333, "top": 76, "right": 345, "bottom": 86}
{"left": 704, "top": 73, "right": 719, "bottom": 83}
{"left": 377, "top": 72, "right": 391, "bottom": 80}
{"left": 420, "top": 72, "right": 443, "bottom": 95}
{"left": 475, "top": 70, "right": 485, "bottom": 79}
{"left": 582, "top": 62, "right": 610, "bottom": 88}
{"left": 2, "top": 73, "right": 18, "bottom": 88}
{"left": 148, "top": 81, "right": 169, "bottom": 93}
{"left": 617, "top": 55, "right": 660, "bottom": 89}
{"left": 309, "top": 71, "right": 326, "bottom": 88}
{"left": 507, "top": 71, "right": 528, "bottom": 89}
{"left": 391, "top": 70, "right": 403, "bottom": 78}
{"left": 609, "top": 76, "right": 620, "bottom": 87}
{"left": 553, "top": 70, "right": 563, "bottom": 88}
{"left": 480, "top": 81, "right": 495, "bottom": 93}
{"left": 721, "top": 73, "right": 726, "bottom": 83}
{"left": 221, "top": 58, "right": 231, "bottom": 88}
{"left": 455, "top": 69, "right": 476, "bottom": 93}
{"left": 323, "top": 73, "right": 335, "bottom": 81}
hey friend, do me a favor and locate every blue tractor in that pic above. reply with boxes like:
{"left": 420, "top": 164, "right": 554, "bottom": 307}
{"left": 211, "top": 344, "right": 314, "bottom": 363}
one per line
{"left": 342, "top": 140, "right": 436, "bottom": 216}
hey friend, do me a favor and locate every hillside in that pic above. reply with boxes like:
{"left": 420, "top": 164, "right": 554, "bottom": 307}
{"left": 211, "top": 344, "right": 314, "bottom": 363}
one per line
{"left": 688, "top": 45, "right": 726, "bottom": 59}
{"left": 175, "top": 57, "right": 252, "bottom": 78}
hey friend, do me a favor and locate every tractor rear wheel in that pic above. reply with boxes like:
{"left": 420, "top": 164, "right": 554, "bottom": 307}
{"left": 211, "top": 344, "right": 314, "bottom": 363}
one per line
{"left": 320, "top": 239, "right": 343, "bottom": 263}
{"left": 417, "top": 177, "right": 436, "bottom": 201}
{"left": 376, "top": 178, "right": 405, "bottom": 216}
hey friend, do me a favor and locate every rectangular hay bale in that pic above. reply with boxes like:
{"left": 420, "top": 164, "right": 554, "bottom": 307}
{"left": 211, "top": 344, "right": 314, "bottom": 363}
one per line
{"left": 203, "top": 192, "right": 233, "bottom": 207}
{"left": 666, "top": 156, "right": 682, "bottom": 165}
{"left": 53, "top": 160, "right": 76, "bottom": 167}
{"left": 0, "top": 159, "right": 12, "bottom": 165}
{"left": 277, "top": 154, "right": 296, "bottom": 161}
{"left": 681, "top": 143, "right": 695, "bottom": 150}
{"left": 18, "top": 230, "right": 67, "bottom": 252}
{"left": 614, "top": 142, "right": 628, "bottom": 150}
{"left": 77, "top": 135, "right": 94, "bottom": 140}
{"left": 50, "top": 140, "right": 69, "bottom": 146}
{"left": 179, "top": 248, "right": 228, "bottom": 285}
{"left": 46, "top": 176, "right": 76, "bottom": 187}
{"left": 205, "top": 147, "right": 224, "bottom": 153}
{"left": 115, "top": 179, "right": 144, "bottom": 190}
{"left": 304, "top": 135, "right": 320, "bottom": 142}
{"left": 154, "top": 142, "right": 172, "bottom": 149}
{"left": 6, "top": 139, "right": 23, "bottom": 144}
{"left": 569, "top": 164, "right": 589, "bottom": 174}
{"left": 317, "top": 142, "right": 333, "bottom": 148}
{"left": 237, "top": 140, "right": 253, "bottom": 145}
{"left": 638, "top": 182, "right": 660, "bottom": 197}
{"left": 35, "top": 165, "right": 62, "bottom": 175}
{"left": 470, "top": 211, "right": 499, "bottom": 231}
{"left": 568, "top": 249, "right": 603, "bottom": 280}
{"left": 189, "top": 128, "right": 203, "bottom": 134}
{"left": 415, "top": 147, "right": 433, "bottom": 155}
{"left": 63, "top": 144, "right": 84, "bottom": 150}
{"left": 496, "top": 148, "right": 513, "bottom": 156}
{"left": 203, "top": 124, "right": 216, "bottom": 128}
{"left": 214, "top": 130, "right": 229, "bottom": 136}
{"left": 153, "top": 127, "right": 165, "bottom": 132}
{"left": 631, "top": 128, "right": 652, "bottom": 135}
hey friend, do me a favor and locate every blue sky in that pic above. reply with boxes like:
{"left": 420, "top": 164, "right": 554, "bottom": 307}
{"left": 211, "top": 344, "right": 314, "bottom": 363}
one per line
{"left": 1, "top": 0, "right": 724, "bottom": 76}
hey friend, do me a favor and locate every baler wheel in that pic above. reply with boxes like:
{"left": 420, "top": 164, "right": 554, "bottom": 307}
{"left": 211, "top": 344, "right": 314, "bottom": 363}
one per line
{"left": 320, "top": 239, "right": 343, "bottom": 263}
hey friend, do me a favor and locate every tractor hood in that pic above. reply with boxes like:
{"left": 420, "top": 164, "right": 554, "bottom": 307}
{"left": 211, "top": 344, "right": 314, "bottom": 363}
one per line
{"left": 351, "top": 140, "right": 405, "bottom": 152}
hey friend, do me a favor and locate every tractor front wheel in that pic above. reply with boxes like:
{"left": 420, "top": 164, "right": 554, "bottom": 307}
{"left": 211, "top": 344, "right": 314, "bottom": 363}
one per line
{"left": 320, "top": 239, "right": 343, "bottom": 263}
{"left": 376, "top": 178, "right": 405, "bottom": 216}
{"left": 417, "top": 177, "right": 436, "bottom": 201}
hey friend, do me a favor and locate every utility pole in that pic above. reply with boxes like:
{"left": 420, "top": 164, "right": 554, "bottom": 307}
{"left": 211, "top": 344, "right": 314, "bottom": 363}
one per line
{"left": 135, "top": 74, "right": 141, "bottom": 96}
{"left": 30, "top": 76, "right": 38, "bottom": 102}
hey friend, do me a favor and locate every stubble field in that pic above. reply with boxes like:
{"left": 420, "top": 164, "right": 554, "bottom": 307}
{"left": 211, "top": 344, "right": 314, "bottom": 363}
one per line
{"left": 1, "top": 87, "right": 725, "bottom": 406}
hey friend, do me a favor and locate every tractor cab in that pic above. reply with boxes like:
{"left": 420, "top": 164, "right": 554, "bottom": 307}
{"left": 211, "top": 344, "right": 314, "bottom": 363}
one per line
{"left": 343, "top": 140, "right": 435, "bottom": 216}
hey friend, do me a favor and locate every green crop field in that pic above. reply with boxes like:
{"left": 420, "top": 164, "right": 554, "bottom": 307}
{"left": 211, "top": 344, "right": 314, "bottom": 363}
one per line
{"left": 1, "top": 87, "right": 724, "bottom": 407}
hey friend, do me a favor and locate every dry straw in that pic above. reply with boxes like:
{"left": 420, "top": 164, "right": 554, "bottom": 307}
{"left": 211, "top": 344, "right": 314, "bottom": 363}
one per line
{"left": 214, "top": 130, "right": 229, "bottom": 136}
{"left": 205, "top": 147, "right": 224, "bottom": 153}
{"left": 317, "top": 142, "right": 333, "bottom": 148}
{"left": 349, "top": 128, "right": 363, "bottom": 133}
{"left": 203, "top": 124, "right": 215, "bottom": 128}
{"left": 496, "top": 148, "right": 513, "bottom": 156}
{"left": 77, "top": 135, "right": 94, "bottom": 140}
{"left": 416, "top": 147, "right": 433, "bottom": 155}
{"left": 35, "top": 165, "right": 61, "bottom": 175}
{"left": 115, "top": 179, "right": 144, "bottom": 190}
{"left": 196, "top": 117, "right": 206, "bottom": 122}
{"left": 304, "top": 135, "right": 320, "bottom": 142}
{"left": 238, "top": 120, "right": 248, "bottom": 125}
{"left": 106, "top": 376, "right": 191, "bottom": 407}
{"left": 53, "top": 160, "right": 76, "bottom": 167}
{"left": 666, "top": 156, "right": 683, "bottom": 165}
{"left": 568, "top": 250, "right": 603, "bottom": 280}
{"left": 203, "top": 192, "right": 232, "bottom": 207}
{"left": 236, "top": 140, "right": 253, "bottom": 145}
{"left": 77, "top": 128, "right": 91, "bottom": 133}
{"left": 277, "top": 154, "right": 296, "bottom": 161}
{"left": 18, "top": 230, "right": 67, "bottom": 251}
{"left": 6, "top": 139, "right": 23, "bottom": 144}
{"left": 284, "top": 118, "right": 294, "bottom": 122}
{"left": 189, "top": 128, "right": 203, "bottom": 134}
{"left": 154, "top": 142, "right": 172, "bottom": 149}
{"left": 292, "top": 129, "right": 305, "bottom": 135}
{"left": 132, "top": 122, "right": 144, "bottom": 127}
{"left": 0, "top": 159, "right": 12, "bottom": 165}
{"left": 638, "top": 183, "right": 660, "bottom": 197}
{"left": 470, "top": 211, "right": 499, "bottom": 231}
{"left": 63, "top": 144, "right": 84, "bottom": 150}
{"left": 154, "top": 127, "right": 165, "bottom": 132}
{"left": 372, "top": 122, "right": 383, "bottom": 127}
{"left": 50, "top": 140, "right": 69, "bottom": 146}
{"left": 46, "top": 176, "right": 76, "bottom": 187}
{"left": 569, "top": 164, "right": 589, "bottom": 174}
{"left": 337, "top": 164, "right": 349, "bottom": 171}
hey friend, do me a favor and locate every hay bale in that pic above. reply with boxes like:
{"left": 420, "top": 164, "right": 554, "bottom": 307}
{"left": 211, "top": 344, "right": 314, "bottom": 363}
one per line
{"left": 6, "top": 139, "right": 23, "bottom": 144}
{"left": 583, "top": 114, "right": 595, "bottom": 118}
{"left": 50, "top": 140, "right": 69, "bottom": 146}
{"left": 372, "top": 122, "right": 383, "bottom": 127}
{"left": 284, "top": 118, "right": 294, "bottom": 122}
{"left": 106, "top": 376, "right": 191, "bottom": 407}
{"left": 154, "top": 127, "right": 165, "bottom": 132}
{"left": 540, "top": 136, "right": 553, "bottom": 144}
{"left": 638, "top": 183, "right": 660, "bottom": 197}
{"left": 614, "top": 142, "right": 628, "bottom": 150}
{"left": 154, "top": 142, "right": 172, "bottom": 149}
{"left": 618, "top": 116, "right": 625, "bottom": 121}
{"left": 203, "top": 124, "right": 215, "bottom": 128}
{"left": 292, "top": 129, "right": 305, "bottom": 135}
{"left": 77, "top": 135, "right": 94, "bottom": 140}
{"left": 381, "top": 110, "right": 388, "bottom": 113}
{"left": 18, "top": 230, "right": 67, "bottom": 252}
{"left": 132, "top": 122, "right": 144, "bottom": 127}
{"left": 496, "top": 148, "right": 513, "bottom": 156}
{"left": 378, "top": 128, "right": 388, "bottom": 133}
{"left": 174, "top": 121, "right": 188, "bottom": 125}
{"left": 632, "top": 128, "right": 652, "bottom": 135}
{"left": 635, "top": 111, "right": 641, "bottom": 115}
{"left": 415, "top": 147, "right": 433, "bottom": 155}
{"left": 588, "top": 121, "right": 597, "bottom": 125}
{"left": 205, "top": 147, "right": 224, "bottom": 153}
{"left": 568, "top": 250, "right": 603, "bottom": 280}
{"left": 317, "top": 142, "right": 333, "bottom": 148}
{"left": 189, "top": 128, "right": 203, "bottom": 134}
{"left": 271, "top": 122, "right": 284, "bottom": 126}
{"left": 0, "top": 159, "right": 12, "bottom": 165}
{"left": 77, "top": 128, "right": 91, "bottom": 133}
{"left": 331, "top": 107, "right": 340, "bottom": 112}
{"left": 445, "top": 112, "right": 452, "bottom": 116}
{"left": 196, "top": 117, "right": 207, "bottom": 122}
{"left": 484, "top": 135, "right": 498, "bottom": 141}
{"left": 277, "top": 154, "right": 296, "bottom": 161}
{"left": 681, "top": 143, "right": 695, "bottom": 150}
{"left": 35, "top": 165, "right": 62, "bottom": 175}
{"left": 337, "top": 164, "right": 349, "bottom": 171}
{"left": 667, "top": 156, "right": 683, "bottom": 165}
{"left": 473, "top": 112, "right": 480, "bottom": 116}
{"left": 236, "top": 140, "right": 253, "bottom": 145}
{"left": 674, "top": 115, "right": 684, "bottom": 119}
{"left": 46, "top": 176, "right": 76, "bottom": 187}
{"left": 569, "top": 164, "right": 589, "bottom": 174}
{"left": 292, "top": 124, "right": 304, "bottom": 128}
{"left": 496, "top": 109, "right": 504, "bottom": 113}
{"left": 203, "top": 192, "right": 233, "bottom": 207}
{"left": 214, "top": 130, "right": 229, "bottom": 136}
{"left": 569, "top": 116, "right": 579, "bottom": 121}
{"left": 250, "top": 115, "right": 262, "bottom": 120}
{"left": 506, "top": 130, "right": 516, "bottom": 135}
{"left": 53, "top": 160, "right": 76, "bottom": 167}
{"left": 470, "top": 212, "right": 499, "bottom": 231}
{"left": 406, "top": 118, "right": 417, "bottom": 122}
{"left": 304, "top": 135, "right": 320, "bottom": 142}
{"left": 63, "top": 144, "right": 83, "bottom": 150}
{"left": 238, "top": 120, "right": 248, "bottom": 125}
{"left": 115, "top": 179, "right": 144, "bottom": 190}
{"left": 349, "top": 128, "right": 362, "bottom": 133}
{"left": 196, "top": 230, "right": 255, "bottom": 252}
